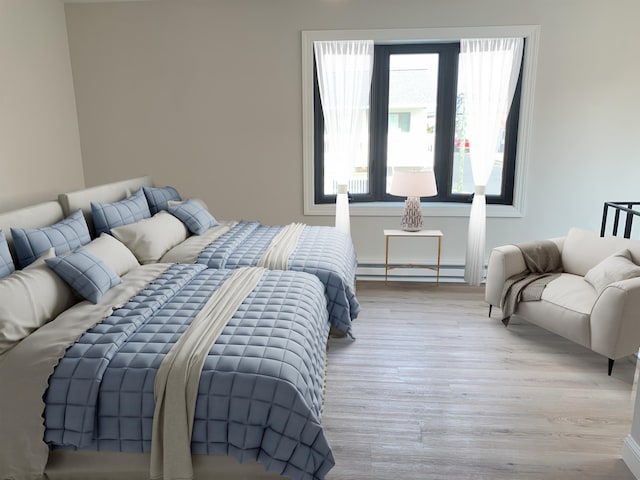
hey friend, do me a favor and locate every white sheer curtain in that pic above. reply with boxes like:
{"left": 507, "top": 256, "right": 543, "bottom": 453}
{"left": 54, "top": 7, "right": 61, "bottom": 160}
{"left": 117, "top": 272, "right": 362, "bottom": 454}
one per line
{"left": 314, "top": 40, "right": 374, "bottom": 236}
{"left": 461, "top": 38, "right": 524, "bottom": 285}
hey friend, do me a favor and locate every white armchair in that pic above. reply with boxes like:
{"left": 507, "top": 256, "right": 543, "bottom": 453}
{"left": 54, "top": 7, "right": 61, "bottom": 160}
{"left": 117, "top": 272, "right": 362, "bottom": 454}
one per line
{"left": 485, "top": 228, "right": 640, "bottom": 375}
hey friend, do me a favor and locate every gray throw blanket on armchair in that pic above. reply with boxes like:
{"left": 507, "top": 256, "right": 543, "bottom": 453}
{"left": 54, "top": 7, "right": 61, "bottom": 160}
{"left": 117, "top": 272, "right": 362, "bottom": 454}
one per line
{"left": 501, "top": 240, "right": 563, "bottom": 325}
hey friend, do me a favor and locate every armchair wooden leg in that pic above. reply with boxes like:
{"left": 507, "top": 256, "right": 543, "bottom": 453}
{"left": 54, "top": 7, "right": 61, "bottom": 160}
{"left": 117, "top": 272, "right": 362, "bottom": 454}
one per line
{"left": 608, "top": 358, "right": 615, "bottom": 376}
{"left": 488, "top": 305, "right": 493, "bottom": 317}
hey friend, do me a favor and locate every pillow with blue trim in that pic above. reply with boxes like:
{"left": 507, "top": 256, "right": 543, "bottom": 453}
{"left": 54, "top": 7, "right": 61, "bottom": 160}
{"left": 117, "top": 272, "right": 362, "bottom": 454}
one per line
{"left": 11, "top": 209, "right": 91, "bottom": 268}
{"left": 45, "top": 247, "right": 121, "bottom": 304}
{"left": 143, "top": 186, "right": 182, "bottom": 215}
{"left": 0, "top": 231, "right": 15, "bottom": 279}
{"left": 91, "top": 188, "right": 151, "bottom": 236}
{"left": 168, "top": 199, "right": 218, "bottom": 235}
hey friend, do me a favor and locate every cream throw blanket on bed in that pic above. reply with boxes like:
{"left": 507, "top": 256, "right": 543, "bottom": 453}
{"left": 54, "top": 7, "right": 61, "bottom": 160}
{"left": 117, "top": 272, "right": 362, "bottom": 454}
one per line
{"left": 150, "top": 267, "right": 266, "bottom": 480}
{"left": 257, "top": 222, "right": 305, "bottom": 270}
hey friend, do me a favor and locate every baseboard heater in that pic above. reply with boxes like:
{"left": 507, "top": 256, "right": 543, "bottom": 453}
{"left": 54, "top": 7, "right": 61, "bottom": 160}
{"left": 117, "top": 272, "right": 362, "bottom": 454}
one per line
{"left": 355, "top": 263, "right": 484, "bottom": 283}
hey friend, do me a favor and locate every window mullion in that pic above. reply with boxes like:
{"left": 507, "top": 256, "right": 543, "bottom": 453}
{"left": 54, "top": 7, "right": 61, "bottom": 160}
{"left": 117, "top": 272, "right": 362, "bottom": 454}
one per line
{"left": 368, "top": 46, "right": 390, "bottom": 202}
{"left": 432, "top": 43, "right": 461, "bottom": 203}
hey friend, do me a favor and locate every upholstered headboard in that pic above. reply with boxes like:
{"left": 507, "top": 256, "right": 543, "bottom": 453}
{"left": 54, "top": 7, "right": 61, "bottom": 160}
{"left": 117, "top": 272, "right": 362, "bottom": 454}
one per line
{"left": 0, "top": 201, "right": 65, "bottom": 261}
{"left": 58, "top": 176, "right": 154, "bottom": 234}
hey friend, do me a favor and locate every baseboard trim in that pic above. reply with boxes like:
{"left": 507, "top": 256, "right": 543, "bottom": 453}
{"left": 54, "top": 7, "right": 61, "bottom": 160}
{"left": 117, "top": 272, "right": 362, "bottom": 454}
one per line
{"left": 356, "top": 263, "right": 483, "bottom": 284}
{"left": 623, "top": 435, "right": 640, "bottom": 479}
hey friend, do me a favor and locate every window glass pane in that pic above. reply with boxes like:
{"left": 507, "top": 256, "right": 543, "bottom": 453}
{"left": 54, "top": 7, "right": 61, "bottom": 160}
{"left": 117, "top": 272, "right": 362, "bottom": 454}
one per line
{"left": 451, "top": 78, "right": 506, "bottom": 196}
{"left": 386, "top": 53, "right": 438, "bottom": 193}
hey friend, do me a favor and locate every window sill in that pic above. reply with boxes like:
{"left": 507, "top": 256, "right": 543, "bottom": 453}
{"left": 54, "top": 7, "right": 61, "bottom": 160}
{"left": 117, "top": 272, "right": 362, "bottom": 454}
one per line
{"left": 304, "top": 201, "right": 524, "bottom": 218}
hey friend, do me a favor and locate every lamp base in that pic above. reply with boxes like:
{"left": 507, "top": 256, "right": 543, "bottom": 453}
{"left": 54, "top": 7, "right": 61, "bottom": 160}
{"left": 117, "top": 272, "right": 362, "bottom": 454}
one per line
{"left": 401, "top": 196, "right": 423, "bottom": 232}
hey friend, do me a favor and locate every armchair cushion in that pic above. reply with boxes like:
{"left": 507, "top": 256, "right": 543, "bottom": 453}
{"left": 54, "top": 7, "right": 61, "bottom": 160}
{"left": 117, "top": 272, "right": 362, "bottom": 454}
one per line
{"left": 541, "top": 273, "right": 597, "bottom": 315}
{"left": 584, "top": 249, "right": 640, "bottom": 295}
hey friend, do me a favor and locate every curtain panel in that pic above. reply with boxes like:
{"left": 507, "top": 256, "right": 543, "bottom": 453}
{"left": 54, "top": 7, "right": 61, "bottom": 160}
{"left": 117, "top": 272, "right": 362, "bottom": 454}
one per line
{"left": 461, "top": 38, "right": 524, "bottom": 285}
{"left": 313, "top": 40, "right": 374, "bottom": 236}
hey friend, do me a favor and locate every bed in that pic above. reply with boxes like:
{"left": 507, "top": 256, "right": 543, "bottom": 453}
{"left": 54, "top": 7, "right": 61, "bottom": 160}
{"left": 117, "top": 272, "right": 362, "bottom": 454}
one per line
{"left": 0, "top": 201, "right": 334, "bottom": 480}
{"left": 59, "top": 177, "right": 360, "bottom": 335}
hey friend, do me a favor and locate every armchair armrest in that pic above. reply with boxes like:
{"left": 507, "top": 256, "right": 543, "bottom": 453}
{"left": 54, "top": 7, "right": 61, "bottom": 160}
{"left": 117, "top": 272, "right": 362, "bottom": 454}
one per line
{"left": 484, "top": 236, "right": 566, "bottom": 308}
{"left": 484, "top": 245, "right": 527, "bottom": 307}
{"left": 590, "top": 276, "right": 640, "bottom": 359}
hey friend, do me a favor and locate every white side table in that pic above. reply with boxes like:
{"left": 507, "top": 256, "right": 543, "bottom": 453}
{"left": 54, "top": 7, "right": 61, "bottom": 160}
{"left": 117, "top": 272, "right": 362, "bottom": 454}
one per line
{"left": 384, "top": 229, "right": 443, "bottom": 284}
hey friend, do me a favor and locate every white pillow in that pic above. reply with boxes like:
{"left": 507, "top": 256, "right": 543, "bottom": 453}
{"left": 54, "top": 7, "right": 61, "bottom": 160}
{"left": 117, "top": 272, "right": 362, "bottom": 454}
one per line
{"left": 584, "top": 249, "right": 640, "bottom": 295}
{"left": 111, "top": 211, "right": 189, "bottom": 264}
{"left": 83, "top": 233, "right": 140, "bottom": 276}
{"left": 0, "top": 249, "right": 77, "bottom": 354}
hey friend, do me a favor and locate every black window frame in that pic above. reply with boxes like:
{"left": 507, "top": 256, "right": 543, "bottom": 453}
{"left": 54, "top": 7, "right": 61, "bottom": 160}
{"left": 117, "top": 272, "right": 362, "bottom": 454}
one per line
{"left": 313, "top": 41, "right": 524, "bottom": 206}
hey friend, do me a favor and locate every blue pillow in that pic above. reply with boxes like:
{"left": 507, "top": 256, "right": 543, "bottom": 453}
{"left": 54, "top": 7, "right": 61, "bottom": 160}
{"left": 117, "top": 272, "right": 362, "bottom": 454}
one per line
{"left": 91, "top": 188, "right": 151, "bottom": 236}
{"left": 0, "top": 230, "right": 15, "bottom": 279}
{"left": 11, "top": 210, "right": 91, "bottom": 268}
{"left": 45, "top": 247, "right": 121, "bottom": 304}
{"left": 143, "top": 186, "right": 182, "bottom": 215}
{"left": 168, "top": 199, "right": 218, "bottom": 235}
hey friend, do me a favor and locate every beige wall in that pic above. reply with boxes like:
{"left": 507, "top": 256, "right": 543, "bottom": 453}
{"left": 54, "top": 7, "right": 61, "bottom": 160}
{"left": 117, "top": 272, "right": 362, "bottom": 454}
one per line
{"left": 64, "top": 0, "right": 640, "bottom": 272}
{"left": 0, "top": 0, "right": 84, "bottom": 211}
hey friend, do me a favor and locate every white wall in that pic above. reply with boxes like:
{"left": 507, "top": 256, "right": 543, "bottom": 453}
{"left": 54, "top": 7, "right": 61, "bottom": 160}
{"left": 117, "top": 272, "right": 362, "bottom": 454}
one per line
{"left": 64, "top": 0, "right": 640, "bottom": 274}
{"left": 0, "top": 0, "right": 84, "bottom": 210}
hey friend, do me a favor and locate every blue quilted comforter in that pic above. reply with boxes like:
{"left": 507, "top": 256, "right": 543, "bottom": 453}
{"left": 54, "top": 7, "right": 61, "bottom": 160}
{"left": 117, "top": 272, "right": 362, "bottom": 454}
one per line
{"left": 44, "top": 264, "right": 333, "bottom": 480}
{"left": 197, "top": 222, "right": 360, "bottom": 334}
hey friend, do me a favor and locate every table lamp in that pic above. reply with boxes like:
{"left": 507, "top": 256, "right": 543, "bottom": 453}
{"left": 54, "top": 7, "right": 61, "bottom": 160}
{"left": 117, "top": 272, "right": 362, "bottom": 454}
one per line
{"left": 389, "top": 170, "right": 438, "bottom": 231}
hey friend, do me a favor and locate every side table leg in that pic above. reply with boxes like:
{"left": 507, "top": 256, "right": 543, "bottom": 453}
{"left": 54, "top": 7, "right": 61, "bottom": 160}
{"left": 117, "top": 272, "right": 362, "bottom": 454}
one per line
{"left": 385, "top": 236, "right": 389, "bottom": 283}
{"left": 436, "top": 236, "right": 442, "bottom": 285}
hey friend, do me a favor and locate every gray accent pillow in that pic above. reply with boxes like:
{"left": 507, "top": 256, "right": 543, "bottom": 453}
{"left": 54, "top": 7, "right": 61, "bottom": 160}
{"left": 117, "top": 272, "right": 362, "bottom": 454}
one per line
{"left": 0, "top": 230, "right": 15, "bottom": 279}
{"left": 45, "top": 248, "right": 121, "bottom": 304}
{"left": 168, "top": 199, "right": 218, "bottom": 235}
{"left": 91, "top": 188, "right": 151, "bottom": 236}
{"left": 11, "top": 209, "right": 91, "bottom": 268}
{"left": 143, "top": 186, "right": 182, "bottom": 215}
{"left": 584, "top": 249, "right": 640, "bottom": 294}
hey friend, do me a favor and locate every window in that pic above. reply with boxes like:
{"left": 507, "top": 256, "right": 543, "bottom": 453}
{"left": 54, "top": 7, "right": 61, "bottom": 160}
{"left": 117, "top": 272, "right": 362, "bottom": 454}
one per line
{"left": 302, "top": 26, "right": 540, "bottom": 217}
{"left": 314, "top": 41, "right": 524, "bottom": 206}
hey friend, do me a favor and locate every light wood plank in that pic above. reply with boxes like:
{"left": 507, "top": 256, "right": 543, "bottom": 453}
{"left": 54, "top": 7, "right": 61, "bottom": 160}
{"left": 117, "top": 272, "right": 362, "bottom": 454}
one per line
{"left": 323, "top": 281, "right": 637, "bottom": 479}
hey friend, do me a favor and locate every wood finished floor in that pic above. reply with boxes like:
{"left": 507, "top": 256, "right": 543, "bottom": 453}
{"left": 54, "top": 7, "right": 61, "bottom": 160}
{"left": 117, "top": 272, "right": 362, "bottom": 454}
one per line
{"left": 322, "top": 281, "right": 637, "bottom": 480}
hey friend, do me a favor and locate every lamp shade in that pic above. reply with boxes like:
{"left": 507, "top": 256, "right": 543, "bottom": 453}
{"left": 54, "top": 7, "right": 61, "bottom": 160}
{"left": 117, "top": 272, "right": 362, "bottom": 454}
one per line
{"left": 389, "top": 171, "right": 438, "bottom": 198}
